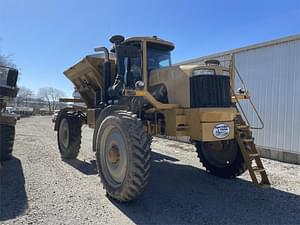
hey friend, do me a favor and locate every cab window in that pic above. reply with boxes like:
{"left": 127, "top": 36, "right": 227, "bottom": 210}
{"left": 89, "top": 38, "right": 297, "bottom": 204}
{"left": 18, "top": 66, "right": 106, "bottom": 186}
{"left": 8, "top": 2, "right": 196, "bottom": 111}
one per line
{"left": 147, "top": 42, "right": 171, "bottom": 73}
{"left": 123, "top": 42, "right": 142, "bottom": 88}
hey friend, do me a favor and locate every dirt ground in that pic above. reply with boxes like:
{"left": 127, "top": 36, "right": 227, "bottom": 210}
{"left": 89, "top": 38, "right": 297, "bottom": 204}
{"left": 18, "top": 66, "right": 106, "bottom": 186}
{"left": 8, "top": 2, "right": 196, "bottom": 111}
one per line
{"left": 0, "top": 116, "right": 300, "bottom": 225}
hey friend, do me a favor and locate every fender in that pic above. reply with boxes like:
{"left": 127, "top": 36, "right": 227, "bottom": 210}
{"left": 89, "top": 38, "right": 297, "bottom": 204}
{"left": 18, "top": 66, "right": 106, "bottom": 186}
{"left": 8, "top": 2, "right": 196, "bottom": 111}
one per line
{"left": 92, "top": 105, "right": 129, "bottom": 152}
{"left": 54, "top": 109, "right": 87, "bottom": 131}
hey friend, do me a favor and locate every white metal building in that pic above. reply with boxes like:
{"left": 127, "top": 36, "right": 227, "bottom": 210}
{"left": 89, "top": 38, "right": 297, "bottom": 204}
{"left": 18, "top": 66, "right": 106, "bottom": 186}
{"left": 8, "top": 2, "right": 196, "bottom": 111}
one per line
{"left": 180, "top": 34, "right": 300, "bottom": 164}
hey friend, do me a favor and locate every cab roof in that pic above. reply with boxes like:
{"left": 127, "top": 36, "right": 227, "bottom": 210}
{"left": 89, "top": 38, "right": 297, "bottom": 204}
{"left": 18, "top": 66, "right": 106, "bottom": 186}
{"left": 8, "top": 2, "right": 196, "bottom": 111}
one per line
{"left": 124, "top": 36, "right": 175, "bottom": 51}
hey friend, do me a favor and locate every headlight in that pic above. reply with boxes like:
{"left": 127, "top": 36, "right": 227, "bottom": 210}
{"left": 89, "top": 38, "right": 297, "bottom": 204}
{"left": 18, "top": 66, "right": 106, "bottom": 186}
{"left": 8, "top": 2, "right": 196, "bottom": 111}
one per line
{"left": 192, "top": 69, "right": 215, "bottom": 76}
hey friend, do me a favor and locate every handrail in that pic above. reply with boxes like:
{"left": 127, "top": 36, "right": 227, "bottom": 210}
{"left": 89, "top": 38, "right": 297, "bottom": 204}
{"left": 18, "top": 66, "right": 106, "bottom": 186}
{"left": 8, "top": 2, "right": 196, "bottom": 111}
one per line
{"left": 124, "top": 90, "right": 178, "bottom": 110}
{"left": 233, "top": 64, "right": 249, "bottom": 95}
{"left": 232, "top": 62, "right": 264, "bottom": 130}
{"left": 248, "top": 97, "right": 265, "bottom": 129}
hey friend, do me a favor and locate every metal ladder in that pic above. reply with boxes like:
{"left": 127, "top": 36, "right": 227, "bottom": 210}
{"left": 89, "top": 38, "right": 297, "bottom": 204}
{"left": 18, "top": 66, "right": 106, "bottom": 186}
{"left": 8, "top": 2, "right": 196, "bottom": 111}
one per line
{"left": 230, "top": 60, "right": 270, "bottom": 188}
{"left": 235, "top": 114, "right": 270, "bottom": 187}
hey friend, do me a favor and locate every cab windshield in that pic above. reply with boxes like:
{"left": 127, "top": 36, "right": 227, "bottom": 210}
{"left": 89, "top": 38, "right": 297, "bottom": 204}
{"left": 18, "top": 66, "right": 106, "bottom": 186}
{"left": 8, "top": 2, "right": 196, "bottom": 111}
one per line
{"left": 147, "top": 43, "right": 171, "bottom": 72}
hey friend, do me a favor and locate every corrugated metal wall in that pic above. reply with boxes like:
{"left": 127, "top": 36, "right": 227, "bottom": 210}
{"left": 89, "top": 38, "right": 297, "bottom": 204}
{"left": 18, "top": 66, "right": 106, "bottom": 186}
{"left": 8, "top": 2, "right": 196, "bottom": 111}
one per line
{"left": 183, "top": 38, "right": 300, "bottom": 154}
{"left": 234, "top": 40, "right": 300, "bottom": 154}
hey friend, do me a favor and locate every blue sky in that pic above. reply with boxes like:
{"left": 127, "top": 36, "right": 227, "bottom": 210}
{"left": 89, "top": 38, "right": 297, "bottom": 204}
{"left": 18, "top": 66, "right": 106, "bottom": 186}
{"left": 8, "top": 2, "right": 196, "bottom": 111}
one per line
{"left": 0, "top": 0, "right": 299, "bottom": 96}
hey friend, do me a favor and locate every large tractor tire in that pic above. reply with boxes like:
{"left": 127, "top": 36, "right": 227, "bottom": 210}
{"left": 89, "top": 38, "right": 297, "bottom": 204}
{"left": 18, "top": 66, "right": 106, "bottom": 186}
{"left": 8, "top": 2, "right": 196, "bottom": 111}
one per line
{"left": 57, "top": 113, "right": 81, "bottom": 159}
{"left": 94, "top": 110, "right": 151, "bottom": 202}
{"left": 195, "top": 140, "right": 246, "bottom": 178}
{"left": 0, "top": 124, "right": 15, "bottom": 162}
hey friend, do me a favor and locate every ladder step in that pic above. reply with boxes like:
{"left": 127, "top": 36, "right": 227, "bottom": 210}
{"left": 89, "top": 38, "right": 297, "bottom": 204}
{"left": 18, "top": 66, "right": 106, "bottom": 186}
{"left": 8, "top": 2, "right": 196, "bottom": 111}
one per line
{"left": 176, "top": 115, "right": 187, "bottom": 125}
{"left": 242, "top": 138, "right": 254, "bottom": 143}
{"left": 249, "top": 153, "right": 260, "bottom": 158}
{"left": 252, "top": 167, "right": 265, "bottom": 173}
{"left": 259, "top": 183, "right": 271, "bottom": 188}
{"left": 236, "top": 124, "right": 249, "bottom": 130}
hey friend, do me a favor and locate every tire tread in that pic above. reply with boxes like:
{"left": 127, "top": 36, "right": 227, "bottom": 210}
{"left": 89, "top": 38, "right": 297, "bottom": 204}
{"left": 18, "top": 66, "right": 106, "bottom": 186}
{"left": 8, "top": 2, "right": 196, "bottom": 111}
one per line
{"left": 95, "top": 110, "right": 152, "bottom": 202}
{"left": 57, "top": 113, "right": 81, "bottom": 159}
{"left": 195, "top": 141, "right": 246, "bottom": 179}
{"left": 0, "top": 124, "right": 15, "bottom": 162}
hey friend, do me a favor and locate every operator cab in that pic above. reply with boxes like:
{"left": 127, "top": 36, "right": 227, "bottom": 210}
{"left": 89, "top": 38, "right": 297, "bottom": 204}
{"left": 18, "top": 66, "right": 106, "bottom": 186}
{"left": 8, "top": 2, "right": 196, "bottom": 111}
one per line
{"left": 95, "top": 35, "right": 175, "bottom": 101}
{"left": 112, "top": 36, "right": 174, "bottom": 89}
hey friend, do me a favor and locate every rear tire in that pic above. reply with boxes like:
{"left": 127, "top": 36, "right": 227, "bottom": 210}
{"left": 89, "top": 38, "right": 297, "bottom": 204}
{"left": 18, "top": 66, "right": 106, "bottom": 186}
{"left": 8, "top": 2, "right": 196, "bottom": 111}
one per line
{"left": 195, "top": 140, "right": 246, "bottom": 178}
{"left": 57, "top": 113, "right": 81, "bottom": 159}
{"left": 94, "top": 110, "right": 151, "bottom": 202}
{"left": 0, "top": 124, "right": 15, "bottom": 162}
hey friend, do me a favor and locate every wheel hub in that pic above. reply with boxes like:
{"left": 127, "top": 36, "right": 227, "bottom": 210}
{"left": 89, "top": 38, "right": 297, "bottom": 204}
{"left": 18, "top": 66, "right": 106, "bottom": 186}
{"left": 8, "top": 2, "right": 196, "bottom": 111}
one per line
{"left": 107, "top": 145, "right": 120, "bottom": 164}
{"left": 99, "top": 125, "right": 128, "bottom": 186}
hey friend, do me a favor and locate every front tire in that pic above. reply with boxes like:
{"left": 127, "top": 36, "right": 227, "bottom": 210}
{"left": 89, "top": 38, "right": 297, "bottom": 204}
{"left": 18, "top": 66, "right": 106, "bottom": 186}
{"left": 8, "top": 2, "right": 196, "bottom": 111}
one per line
{"left": 94, "top": 110, "right": 151, "bottom": 202}
{"left": 57, "top": 113, "right": 81, "bottom": 159}
{"left": 0, "top": 124, "right": 15, "bottom": 162}
{"left": 195, "top": 140, "right": 246, "bottom": 178}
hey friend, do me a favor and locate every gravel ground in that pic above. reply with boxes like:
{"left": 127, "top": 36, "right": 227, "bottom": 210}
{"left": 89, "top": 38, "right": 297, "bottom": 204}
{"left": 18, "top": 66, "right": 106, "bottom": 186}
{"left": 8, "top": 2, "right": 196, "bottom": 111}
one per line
{"left": 0, "top": 116, "right": 300, "bottom": 225}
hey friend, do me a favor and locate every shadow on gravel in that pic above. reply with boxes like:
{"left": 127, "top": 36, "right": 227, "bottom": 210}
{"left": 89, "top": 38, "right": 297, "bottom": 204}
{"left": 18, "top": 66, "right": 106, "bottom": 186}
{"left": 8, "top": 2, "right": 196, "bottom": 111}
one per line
{"left": 151, "top": 151, "right": 179, "bottom": 162}
{"left": 64, "top": 153, "right": 178, "bottom": 176}
{"left": 63, "top": 159, "right": 97, "bottom": 175}
{"left": 111, "top": 151, "right": 300, "bottom": 225}
{"left": 0, "top": 157, "right": 28, "bottom": 221}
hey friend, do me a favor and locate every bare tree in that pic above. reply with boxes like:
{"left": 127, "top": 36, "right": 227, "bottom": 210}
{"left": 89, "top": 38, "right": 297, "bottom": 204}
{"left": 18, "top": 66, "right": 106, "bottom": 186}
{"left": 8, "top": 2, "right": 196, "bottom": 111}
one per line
{"left": 0, "top": 54, "right": 16, "bottom": 68}
{"left": 37, "top": 87, "right": 65, "bottom": 112}
{"left": 17, "top": 86, "right": 34, "bottom": 106}
{"left": 0, "top": 37, "right": 14, "bottom": 68}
